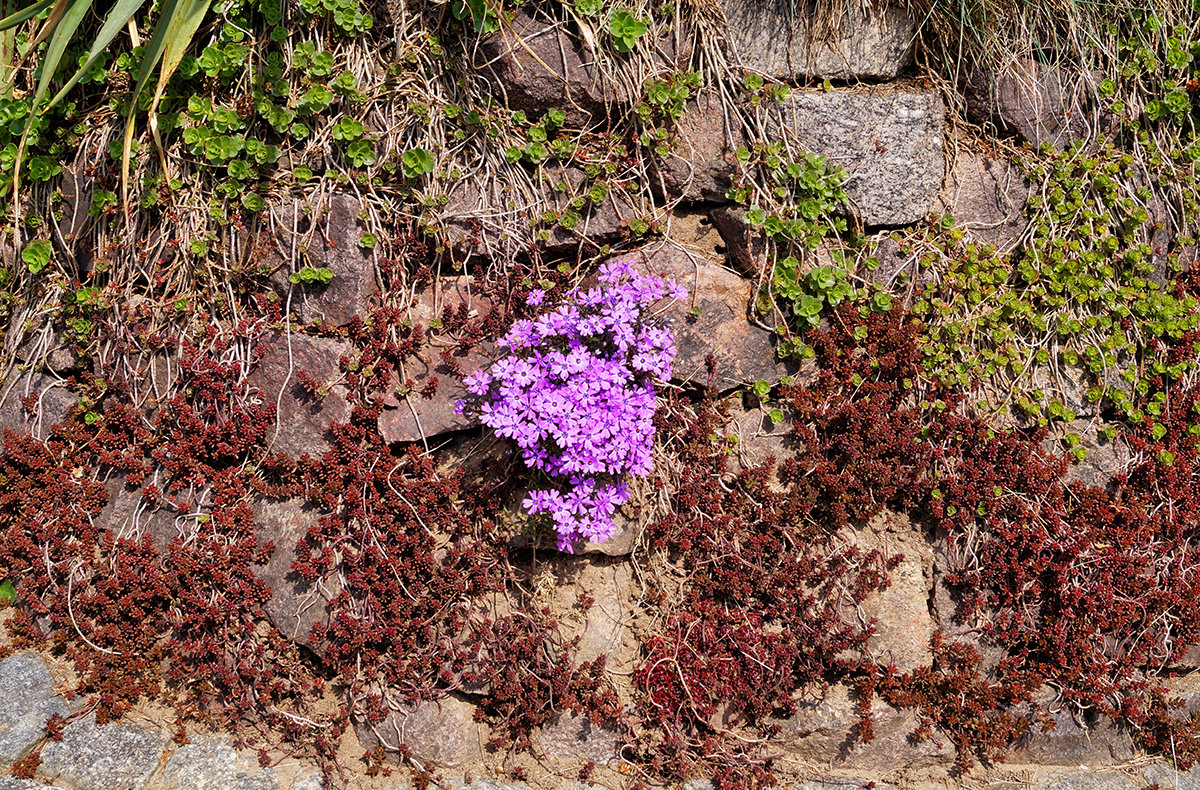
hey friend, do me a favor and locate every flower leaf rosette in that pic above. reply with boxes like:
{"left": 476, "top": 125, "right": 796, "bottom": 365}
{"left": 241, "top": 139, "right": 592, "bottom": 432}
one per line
{"left": 458, "top": 260, "right": 685, "bottom": 551}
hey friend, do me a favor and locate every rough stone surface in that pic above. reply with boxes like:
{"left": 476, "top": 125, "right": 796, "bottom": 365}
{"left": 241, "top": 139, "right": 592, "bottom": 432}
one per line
{"left": 534, "top": 711, "right": 623, "bottom": 766}
{"left": 0, "top": 652, "right": 70, "bottom": 767}
{"left": 39, "top": 712, "right": 170, "bottom": 790}
{"left": 930, "top": 534, "right": 1007, "bottom": 677}
{"left": 93, "top": 476, "right": 180, "bottom": 550}
{"left": 580, "top": 513, "right": 639, "bottom": 555}
{"left": 653, "top": 92, "right": 745, "bottom": 202}
{"left": 356, "top": 696, "right": 484, "bottom": 768}
{"left": 254, "top": 497, "right": 338, "bottom": 654}
{"left": 1142, "top": 764, "right": 1200, "bottom": 790}
{"left": 966, "top": 57, "right": 1090, "bottom": 150}
{"left": 159, "top": 736, "right": 277, "bottom": 790}
{"left": 934, "top": 147, "right": 1031, "bottom": 252}
{"left": 775, "top": 683, "right": 950, "bottom": 769}
{"left": 1042, "top": 419, "right": 1128, "bottom": 490}
{"left": 628, "top": 244, "right": 794, "bottom": 390}
{"left": 267, "top": 193, "right": 377, "bottom": 327}
{"left": 247, "top": 333, "right": 353, "bottom": 458}
{"left": 473, "top": 10, "right": 625, "bottom": 128}
{"left": 1008, "top": 689, "right": 1134, "bottom": 766}
{"left": 0, "top": 780, "right": 72, "bottom": 790}
{"left": 552, "top": 561, "right": 633, "bottom": 664}
{"left": 772, "top": 85, "right": 945, "bottom": 226}
{"left": 845, "top": 511, "right": 935, "bottom": 672}
{"left": 721, "top": 0, "right": 916, "bottom": 80}
{"left": 709, "top": 206, "right": 768, "bottom": 276}
{"left": 1040, "top": 771, "right": 1137, "bottom": 790}
{"left": 1027, "top": 363, "right": 1091, "bottom": 422}
{"left": 441, "top": 165, "right": 639, "bottom": 262}
{"left": 723, "top": 395, "right": 802, "bottom": 488}
{"left": 376, "top": 278, "right": 492, "bottom": 443}
{"left": 0, "top": 370, "right": 78, "bottom": 439}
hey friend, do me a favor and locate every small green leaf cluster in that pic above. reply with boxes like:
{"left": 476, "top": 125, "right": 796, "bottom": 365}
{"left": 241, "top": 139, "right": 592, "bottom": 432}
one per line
{"left": 450, "top": 0, "right": 498, "bottom": 33}
{"left": 913, "top": 139, "right": 1200, "bottom": 425}
{"left": 729, "top": 148, "right": 847, "bottom": 251}
{"left": 289, "top": 266, "right": 335, "bottom": 285}
{"left": 504, "top": 108, "right": 573, "bottom": 165}
{"left": 741, "top": 71, "right": 790, "bottom": 106}
{"left": 298, "top": 0, "right": 373, "bottom": 34}
{"left": 637, "top": 72, "right": 700, "bottom": 128}
{"left": 609, "top": 9, "right": 648, "bottom": 52}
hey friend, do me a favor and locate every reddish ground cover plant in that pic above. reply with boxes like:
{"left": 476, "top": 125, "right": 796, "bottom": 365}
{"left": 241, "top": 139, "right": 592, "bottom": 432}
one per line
{"left": 5, "top": 269, "right": 1200, "bottom": 788}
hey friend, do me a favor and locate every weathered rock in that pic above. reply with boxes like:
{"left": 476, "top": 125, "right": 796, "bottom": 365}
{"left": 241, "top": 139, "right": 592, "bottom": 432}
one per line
{"left": 93, "top": 476, "right": 180, "bottom": 550}
{"left": 0, "top": 779, "right": 71, "bottom": 790}
{"left": 551, "top": 562, "right": 633, "bottom": 664}
{"left": 440, "top": 165, "right": 638, "bottom": 262}
{"left": 1041, "top": 419, "right": 1128, "bottom": 490}
{"left": 628, "top": 245, "right": 794, "bottom": 390}
{"left": 267, "top": 194, "right": 377, "bottom": 327}
{"left": 1142, "top": 764, "right": 1200, "bottom": 790}
{"left": 1039, "top": 771, "right": 1137, "bottom": 790}
{"left": 720, "top": 0, "right": 916, "bottom": 81}
{"left": 247, "top": 333, "right": 353, "bottom": 459}
{"left": 865, "top": 236, "right": 935, "bottom": 302}
{"left": 723, "top": 395, "right": 801, "bottom": 487}
{"left": 0, "top": 370, "right": 78, "bottom": 439}
{"left": 534, "top": 710, "right": 623, "bottom": 766}
{"left": 934, "top": 147, "right": 1031, "bottom": 252}
{"left": 159, "top": 736, "right": 277, "bottom": 790}
{"left": 709, "top": 206, "right": 768, "bottom": 276}
{"left": 1008, "top": 689, "right": 1133, "bottom": 765}
{"left": 1027, "top": 363, "right": 1091, "bottom": 421}
{"left": 844, "top": 512, "right": 935, "bottom": 672}
{"left": 581, "top": 514, "right": 639, "bottom": 556}
{"left": 473, "top": 10, "right": 624, "bottom": 128}
{"left": 930, "top": 535, "right": 1007, "bottom": 677}
{"left": 0, "top": 652, "right": 70, "bottom": 767}
{"left": 388, "top": 777, "right": 530, "bottom": 782}
{"left": 355, "top": 696, "right": 485, "bottom": 768}
{"left": 775, "top": 683, "right": 949, "bottom": 769}
{"left": 39, "top": 711, "right": 169, "bottom": 790}
{"left": 254, "top": 497, "right": 338, "bottom": 655}
{"left": 796, "top": 782, "right": 901, "bottom": 790}
{"left": 376, "top": 278, "right": 492, "bottom": 443}
{"left": 653, "top": 92, "right": 745, "bottom": 202}
{"left": 771, "top": 85, "right": 945, "bottom": 226}
{"left": 966, "top": 57, "right": 1090, "bottom": 150}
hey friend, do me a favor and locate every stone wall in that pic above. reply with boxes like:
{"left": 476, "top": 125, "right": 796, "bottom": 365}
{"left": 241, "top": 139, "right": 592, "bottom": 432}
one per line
{"left": 0, "top": 1, "right": 1194, "bottom": 789}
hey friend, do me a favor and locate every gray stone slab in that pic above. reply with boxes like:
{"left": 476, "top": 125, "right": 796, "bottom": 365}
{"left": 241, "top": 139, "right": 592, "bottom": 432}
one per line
{"left": 38, "top": 712, "right": 169, "bottom": 790}
{"left": 0, "top": 652, "right": 70, "bottom": 767}
{"left": 0, "top": 779, "right": 72, "bottom": 790}
{"left": 1042, "top": 771, "right": 1137, "bottom": 790}
{"left": 1142, "top": 764, "right": 1200, "bottom": 790}
{"left": 160, "top": 736, "right": 277, "bottom": 790}
{"left": 771, "top": 85, "right": 945, "bottom": 227}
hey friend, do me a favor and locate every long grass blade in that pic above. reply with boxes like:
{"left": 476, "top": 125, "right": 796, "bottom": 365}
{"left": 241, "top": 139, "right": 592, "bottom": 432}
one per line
{"left": 46, "top": 0, "right": 145, "bottom": 108}
{"left": 11, "top": 0, "right": 91, "bottom": 198}
{"left": 0, "top": 0, "right": 53, "bottom": 33}
{"left": 121, "top": 0, "right": 210, "bottom": 208}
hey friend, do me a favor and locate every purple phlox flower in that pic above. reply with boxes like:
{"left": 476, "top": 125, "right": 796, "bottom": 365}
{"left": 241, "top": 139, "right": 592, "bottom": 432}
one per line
{"left": 526, "top": 288, "right": 546, "bottom": 306}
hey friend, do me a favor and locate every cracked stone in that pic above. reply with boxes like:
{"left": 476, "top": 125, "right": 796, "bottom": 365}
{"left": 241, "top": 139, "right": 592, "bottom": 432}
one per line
{"left": 720, "top": 0, "right": 916, "bottom": 81}
{"left": 38, "top": 711, "right": 169, "bottom": 790}
{"left": 769, "top": 84, "right": 945, "bottom": 227}
{"left": 159, "top": 736, "right": 277, "bottom": 790}
{"left": 246, "top": 333, "right": 354, "bottom": 459}
{"left": 0, "top": 652, "right": 70, "bottom": 768}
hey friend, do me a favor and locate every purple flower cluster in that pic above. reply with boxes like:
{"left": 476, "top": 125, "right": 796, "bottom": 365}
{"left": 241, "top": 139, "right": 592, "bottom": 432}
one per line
{"left": 458, "top": 260, "right": 685, "bottom": 551}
